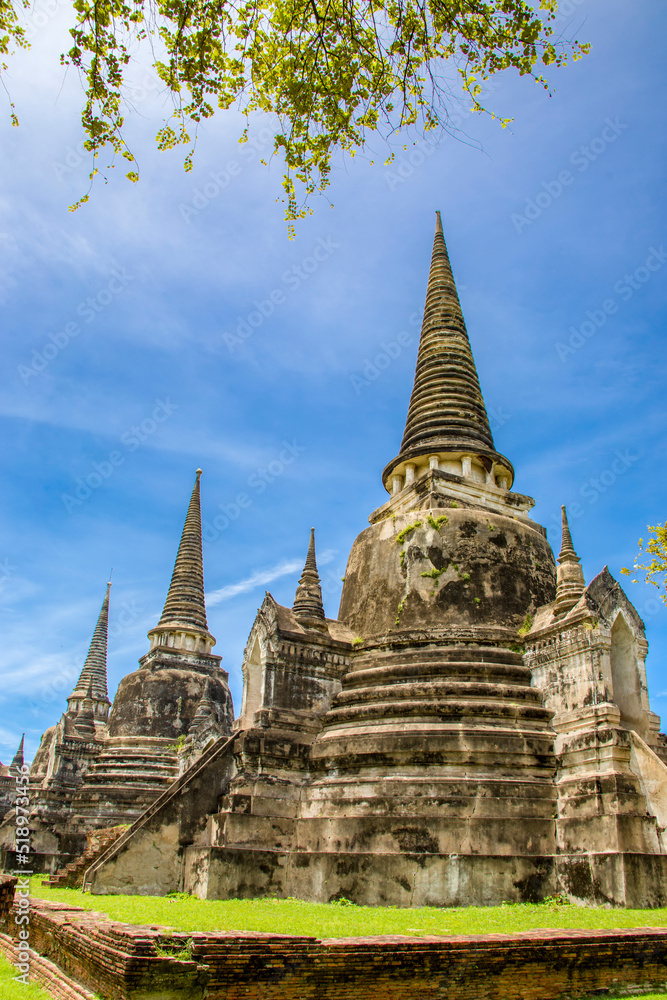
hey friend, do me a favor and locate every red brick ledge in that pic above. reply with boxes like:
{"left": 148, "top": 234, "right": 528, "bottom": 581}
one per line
{"left": 3, "top": 895, "right": 667, "bottom": 1000}
{"left": 0, "top": 931, "right": 97, "bottom": 1000}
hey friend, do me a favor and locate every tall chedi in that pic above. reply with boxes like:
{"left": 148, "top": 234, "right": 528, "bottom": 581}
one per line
{"left": 301, "top": 212, "right": 560, "bottom": 904}
{"left": 0, "top": 583, "right": 113, "bottom": 871}
{"left": 29, "top": 581, "right": 112, "bottom": 791}
{"left": 109, "top": 214, "right": 559, "bottom": 905}
{"left": 66, "top": 581, "right": 112, "bottom": 722}
{"left": 69, "top": 470, "right": 234, "bottom": 832}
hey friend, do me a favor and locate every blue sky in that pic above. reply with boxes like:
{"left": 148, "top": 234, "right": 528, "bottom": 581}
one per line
{"left": 0, "top": 0, "right": 665, "bottom": 763}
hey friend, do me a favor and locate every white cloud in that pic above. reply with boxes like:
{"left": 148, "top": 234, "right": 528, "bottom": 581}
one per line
{"left": 207, "top": 559, "right": 302, "bottom": 605}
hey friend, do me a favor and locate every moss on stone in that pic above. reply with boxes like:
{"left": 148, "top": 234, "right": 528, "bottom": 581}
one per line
{"left": 395, "top": 521, "right": 423, "bottom": 545}
{"left": 517, "top": 613, "right": 534, "bottom": 637}
{"left": 421, "top": 567, "right": 445, "bottom": 580}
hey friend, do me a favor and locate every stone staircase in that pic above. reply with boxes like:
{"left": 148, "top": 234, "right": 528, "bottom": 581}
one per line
{"left": 43, "top": 825, "right": 127, "bottom": 888}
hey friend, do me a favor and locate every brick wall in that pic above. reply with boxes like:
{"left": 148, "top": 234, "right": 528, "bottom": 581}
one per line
{"left": 0, "top": 874, "right": 16, "bottom": 924}
{"left": 2, "top": 895, "right": 667, "bottom": 1000}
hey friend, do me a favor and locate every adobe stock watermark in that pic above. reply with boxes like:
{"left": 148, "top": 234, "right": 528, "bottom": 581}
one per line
{"left": 349, "top": 312, "right": 421, "bottom": 394}
{"left": 639, "top": 593, "right": 665, "bottom": 624}
{"left": 18, "top": 269, "right": 134, "bottom": 384}
{"left": 13, "top": 763, "right": 32, "bottom": 983}
{"left": 53, "top": 74, "right": 161, "bottom": 180}
{"left": 555, "top": 246, "right": 666, "bottom": 362}
{"left": 0, "top": 556, "right": 16, "bottom": 590}
{"left": 488, "top": 404, "right": 512, "bottom": 435}
{"left": 23, "top": 0, "right": 66, "bottom": 40}
{"left": 30, "top": 599, "right": 143, "bottom": 714}
{"left": 545, "top": 450, "right": 641, "bottom": 540}
{"left": 384, "top": 81, "right": 501, "bottom": 192}
{"left": 179, "top": 128, "right": 274, "bottom": 223}
{"left": 223, "top": 237, "right": 340, "bottom": 352}
{"left": 552, "top": 0, "right": 588, "bottom": 24}
{"left": 511, "top": 117, "right": 629, "bottom": 235}
{"left": 203, "top": 440, "right": 305, "bottom": 543}
{"left": 385, "top": 143, "right": 437, "bottom": 192}
{"left": 60, "top": 398, "right": 178, "bottom": 514}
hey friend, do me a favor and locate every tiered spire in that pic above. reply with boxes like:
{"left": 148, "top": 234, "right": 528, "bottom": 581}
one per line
{"left": 382, "top": 212, "right": 514, "bottom": 492}
{"left": 554, "top": 506, "right": 586, "bottom": 616}
{"left": 292, "top": 528, "right": 326, "bottom": 629}
{"left": 68, "top": 581, "right": 111, "bottom": 715}
{"left": 10, "top": 734, "right": 24, "bottom": 775}
{"left": 148, "top": 470, "right": 215, "bottom": 650}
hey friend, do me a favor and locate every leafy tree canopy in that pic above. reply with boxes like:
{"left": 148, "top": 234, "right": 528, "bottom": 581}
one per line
{"left": 1, "top": 0, "right": 588, "bottom": 222}
{"left": 623, "top": 524, "right": 667, "bottom": 609}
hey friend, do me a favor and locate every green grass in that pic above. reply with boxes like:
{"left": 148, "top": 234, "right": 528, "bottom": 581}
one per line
{"left": 0, "top": 951, "right": 53, "bottom": 1000}
{"left": 28, "top": 877, "right": 667, "bottom": 939}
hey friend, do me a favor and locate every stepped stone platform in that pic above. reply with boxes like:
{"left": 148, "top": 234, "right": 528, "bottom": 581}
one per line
{"left": 44, "top": 825, "right": 126, "bottom": 888}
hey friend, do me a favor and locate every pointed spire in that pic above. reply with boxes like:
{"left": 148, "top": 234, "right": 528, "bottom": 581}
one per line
{"left": 292, "top": 528, "right": 326, "bottom": 628}
{"left": 10, "top": 734, "right": 24, "bottom": 775}
{"left": 558, "top": 504, "right": 577, "bottom": 561}
{"left": 382, "top": 212, "right": 514, "bottom": 492}
{"left": 149, "top": 470, "right": 215, "bottom": 650}
{"left": 68, "top": 581, "right": 111, "bottom": 715}
{"left": 554, "top": 505, "right": 586, "bottom": 616}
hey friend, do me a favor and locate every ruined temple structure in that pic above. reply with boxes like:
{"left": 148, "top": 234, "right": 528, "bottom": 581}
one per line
{"left": 0, "top": 471, "right": 234, "bottom": 873}
{"left": 0, "top": 736, "right": 26, "bottom": 817}
{"left": 16, "top": 214, "right": 667, "bottom": 906}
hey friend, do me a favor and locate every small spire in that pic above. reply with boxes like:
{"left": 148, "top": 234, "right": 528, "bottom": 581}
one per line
{"left": 554, "top": 505, "right": 586, "bottom": 616}
{"left": 75, "top": 679, "right": 97, "bottom": 739}
{"left": 154, "top": 469, "right": 213, "bottom": 641}
{"left": 558, "top": 504, "right": 578, "bottom": 561}
{"left": 196, "top": 679, "right": 213, "bottom": 717}
{"left": 10, "top": 734, "right": 24, "bottom": 774}
{"left": 382, "top": 212, "right": 514, "bottom": 492}
{"left": 189, "top": 679, "right": 214, "bottom": 732}
{"left": 68, "top": 581, "right": 112, "bottom": 711}
{"left": 293, "top": 528, "right": 326, "bottom": 628}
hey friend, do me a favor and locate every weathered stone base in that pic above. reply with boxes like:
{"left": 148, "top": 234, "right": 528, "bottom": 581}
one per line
{"left": 183, "top": 847, "right": 554, "bottom": 906}
{"left": 181, "top": 847, "right": 667, "bottom": 908}
{"left": 557, "top": 851, "right": 667, "bottom": 908}
{"left": 0, "top": 848, "right": 64, "bottom": 874}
